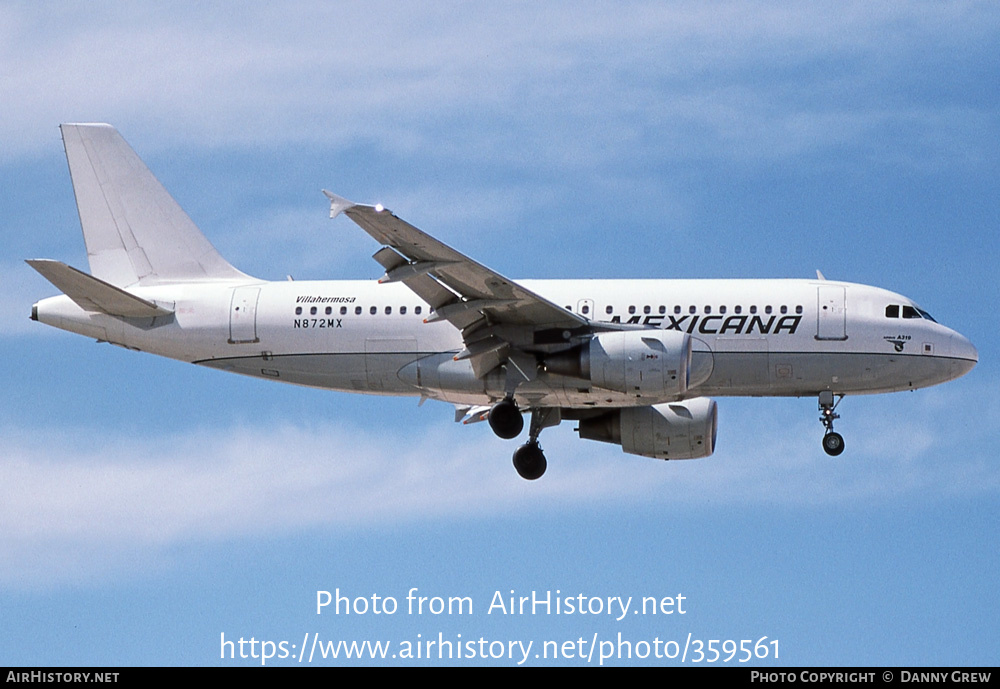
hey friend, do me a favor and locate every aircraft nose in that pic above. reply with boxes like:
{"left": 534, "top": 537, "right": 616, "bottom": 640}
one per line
{"left": 950, "top": 333, "right": 978, "bottom": 376}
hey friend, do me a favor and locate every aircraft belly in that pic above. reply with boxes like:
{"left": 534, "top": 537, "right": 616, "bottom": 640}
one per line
{"left": 708, "top": 338, "right": 767, "bottom": 389}
{"left": 198, "top": 352, "right": 420, "bottom": 395}
{"left": 695, "top": 351, "right": 968, "bottom": 396}
{"left": 198, "top": 348, "right": 967, "bottom": 403}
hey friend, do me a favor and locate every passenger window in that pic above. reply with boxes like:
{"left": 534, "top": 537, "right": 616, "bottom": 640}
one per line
{"left": 385, "top": 306, "right": 392, "bottom": 315}
{"left": 326, "top": 306, "right": 332, "bottom": 315}
{"left": 643, "top": 305, "right": 651, "bottom": 314}
{"left": 582, "top": 305, "right": 590, "bottom": 314}
{"left": 340, "top": 306, "right": 347, "bottom": 315}
{"left": 719, "top": 305, "right": 726, "bottom": 314}
{"left": 796, "top": 305, "right": 803, "bottom": 314}
{"left": 370, "top": 306, "right": 377, "bottom": 315}
{"left": 780, "top": 305, "right": 787, "bottom": 314}
{"left": 605, "top": 305, "right": 613, "bottom": 315}
{"left": 310, "top": 307, "right": 317, "bottom": 315}
{"left": 295, "top": 307, "right": 302, "bottom": 315}
{"left": 734, "top": 305, "right": 742, "bottom": 314}
{"left": 659, "top": 305, "right": 666, "bottom": 314}
{"left": 355, "top": 306, "right": 362, "bottom": 315}
{"left": 415, "top": 306, "right": 422, "bottom": 315}
{"left": 629, "top": 305, "right": 636, "bottom": 314}
{"left": 885, "top": 305, "right": 899, "bottom": 318}
{"left": 400, "top": 306, "right": 407, "bottom": 315}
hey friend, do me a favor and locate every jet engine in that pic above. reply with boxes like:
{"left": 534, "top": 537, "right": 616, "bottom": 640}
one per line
{"left": 577, "top": 397, "right": 718, "bottom": 459}
{"left": 545, "top": 330, "right": 697, "bottom": 399}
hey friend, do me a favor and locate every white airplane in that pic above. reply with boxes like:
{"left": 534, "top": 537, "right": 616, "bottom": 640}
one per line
{"left": 29, "top": 124, "right": 978, "bottom": 479}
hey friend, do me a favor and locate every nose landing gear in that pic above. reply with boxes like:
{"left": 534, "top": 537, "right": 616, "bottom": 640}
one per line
{"left": 818, "top": 391, "right": 845, "bottom": 456}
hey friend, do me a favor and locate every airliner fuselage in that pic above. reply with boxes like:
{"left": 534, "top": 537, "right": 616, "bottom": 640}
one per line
{"left": 34, "top": 277, "right": 975, "bottom": 405}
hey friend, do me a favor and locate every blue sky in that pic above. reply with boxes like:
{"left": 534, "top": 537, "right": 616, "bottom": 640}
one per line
{"left": 1, "top": 2, "right": 997, "bottom": 666}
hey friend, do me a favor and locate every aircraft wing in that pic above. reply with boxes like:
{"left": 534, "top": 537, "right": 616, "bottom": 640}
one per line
{"left": 325, "top": 191, "right": 596, "bottom": 381}
{"left": 324, "top": 192, "right": 588, "bottom": 334}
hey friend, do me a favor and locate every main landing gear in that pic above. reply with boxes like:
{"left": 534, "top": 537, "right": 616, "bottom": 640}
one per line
{"left": 818, "top": 391, "right": 845, "bottom": 456}
{"left": 488, "top": 397, "right": 557, "bottom": 480}
{"left": 488, "top": 396, "right": 523, "bottom": 439}
{"left": 513, "top": 441, "right": 546, "bottom": 481}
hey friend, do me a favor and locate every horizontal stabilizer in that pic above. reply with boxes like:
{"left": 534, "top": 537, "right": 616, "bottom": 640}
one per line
{"left": 26, "top": 259, "right": 173, "bottom": 318}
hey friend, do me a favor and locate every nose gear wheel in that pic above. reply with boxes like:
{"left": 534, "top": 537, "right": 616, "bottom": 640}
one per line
{"left": 818, "top": 392, "right": 845, "bottom": 456}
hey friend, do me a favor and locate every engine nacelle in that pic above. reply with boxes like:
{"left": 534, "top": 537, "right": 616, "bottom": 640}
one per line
{"left": 591, "top": 330, "right": 692, "bottom": 397}
{"left": 546, "top": 330, "right": 693, "bottom": 399}
{"left": 578, "top": 397, "right": 718, "bottom": 460}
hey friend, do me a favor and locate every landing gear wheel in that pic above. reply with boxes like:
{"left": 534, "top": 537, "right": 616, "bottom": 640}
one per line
{"left": 818, "top": 392, "right": 845, "bottom": 457}
{"left": 513, "top": 442, "right": 547, "bottom": 480}
{"left": 488, "top": 397, "right": 524, "bottom": 439}
{"left": 822, "top": 431, "right": 845, "bottom": 456}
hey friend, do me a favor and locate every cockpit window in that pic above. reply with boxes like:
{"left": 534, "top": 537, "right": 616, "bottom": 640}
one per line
{"left": 887, "top": 303, "right": 936, "bottom": 322}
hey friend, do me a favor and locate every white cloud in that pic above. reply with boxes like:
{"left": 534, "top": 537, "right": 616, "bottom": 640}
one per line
{"left": 2, "top": 1, "right": 994, "bottom": 169}
{"left": 1, "top": 380, "right": 995, "bottom": 590}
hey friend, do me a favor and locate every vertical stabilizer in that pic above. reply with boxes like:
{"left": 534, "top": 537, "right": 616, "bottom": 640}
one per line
{"left": 60, "top": 123, "right": 248, "bottom": 286}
